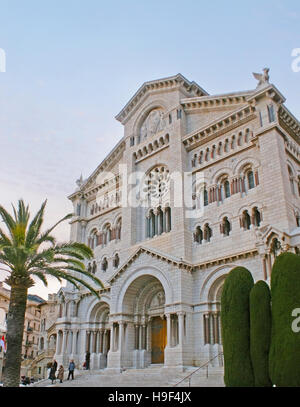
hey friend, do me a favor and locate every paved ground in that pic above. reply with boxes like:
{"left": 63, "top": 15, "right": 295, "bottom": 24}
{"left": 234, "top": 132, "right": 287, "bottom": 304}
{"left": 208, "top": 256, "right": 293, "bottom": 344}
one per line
{"left": 33, "top": 366, "right": 224, "bottom": 388}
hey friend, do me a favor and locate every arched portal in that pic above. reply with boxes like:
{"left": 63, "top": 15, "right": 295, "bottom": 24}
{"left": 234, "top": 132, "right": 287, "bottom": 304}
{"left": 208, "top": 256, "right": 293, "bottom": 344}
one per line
{"left": 121, "top": 274, "right": 167, "bottom": 367}
{"left": 87, "top": 301, "right": 110, "bottom": 370}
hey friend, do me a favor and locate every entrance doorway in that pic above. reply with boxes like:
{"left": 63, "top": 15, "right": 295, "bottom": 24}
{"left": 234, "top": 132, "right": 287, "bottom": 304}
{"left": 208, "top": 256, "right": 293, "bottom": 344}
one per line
{"left": 151, "top": 316, "right": 167, "bottom": 364}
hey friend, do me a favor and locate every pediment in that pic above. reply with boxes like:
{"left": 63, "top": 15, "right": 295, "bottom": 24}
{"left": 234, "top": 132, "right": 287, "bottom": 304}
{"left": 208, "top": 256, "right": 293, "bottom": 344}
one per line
{"left": 108, "top": 246, "right": 193, "bottom": 284}
{"left": 115, "top": 74, "right": 208, "bottom": 125}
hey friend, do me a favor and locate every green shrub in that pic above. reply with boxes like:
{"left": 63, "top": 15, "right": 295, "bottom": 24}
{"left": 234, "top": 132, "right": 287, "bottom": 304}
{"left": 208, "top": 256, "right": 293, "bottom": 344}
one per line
{"left": 221, "top": 266, "right": 254, "bottom": 386}
{"left": 250, "top": 280, "right": 272, "bottom": 386}
{"left": 269, "top": 252, "right": 300, "bottom": 386}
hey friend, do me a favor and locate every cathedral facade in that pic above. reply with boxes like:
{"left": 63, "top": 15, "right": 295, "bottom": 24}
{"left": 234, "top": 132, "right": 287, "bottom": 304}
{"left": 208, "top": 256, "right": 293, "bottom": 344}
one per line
{"left": 53, "top": 73, "right": 300, "bottom": 372}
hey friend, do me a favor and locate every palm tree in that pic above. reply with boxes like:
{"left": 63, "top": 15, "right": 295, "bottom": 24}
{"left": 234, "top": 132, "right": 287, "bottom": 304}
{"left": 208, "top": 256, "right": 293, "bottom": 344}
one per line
{"left": 0, "top": 199, "right": 104, "bottom": 387}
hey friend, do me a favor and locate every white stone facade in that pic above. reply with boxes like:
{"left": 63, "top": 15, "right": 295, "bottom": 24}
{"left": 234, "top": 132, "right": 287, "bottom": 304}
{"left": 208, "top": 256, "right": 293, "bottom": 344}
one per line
{"left": 54, "top": 73, "right": 300, "bottom": 372}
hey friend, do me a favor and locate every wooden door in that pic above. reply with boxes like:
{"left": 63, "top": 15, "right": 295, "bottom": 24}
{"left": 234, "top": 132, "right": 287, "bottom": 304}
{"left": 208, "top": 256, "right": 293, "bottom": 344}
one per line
{"left": 151, "top": 316, "right": 167, "bottom": 364}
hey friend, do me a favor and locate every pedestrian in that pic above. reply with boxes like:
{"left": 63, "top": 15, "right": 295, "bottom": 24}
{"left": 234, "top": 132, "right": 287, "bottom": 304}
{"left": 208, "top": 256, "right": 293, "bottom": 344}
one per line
{"left": 67, "top": 359, "right": 75, "bottom": 380}
{"left": 85, "top": 351, "right": 90, "bottom": 370}
{"left": 49, "top": 365, "right": 56, "bottom": 384}
{"left": 57, "top": 365, "right": 64, "bottom": 383}
{"left": 52, "top": 359, "right": 58, "bottom": 373}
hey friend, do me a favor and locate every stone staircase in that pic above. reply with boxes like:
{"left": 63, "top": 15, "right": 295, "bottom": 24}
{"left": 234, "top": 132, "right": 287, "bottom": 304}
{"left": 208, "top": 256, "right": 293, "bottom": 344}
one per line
{"left": 36, "top": 365, "right": 224, "bottom": 387}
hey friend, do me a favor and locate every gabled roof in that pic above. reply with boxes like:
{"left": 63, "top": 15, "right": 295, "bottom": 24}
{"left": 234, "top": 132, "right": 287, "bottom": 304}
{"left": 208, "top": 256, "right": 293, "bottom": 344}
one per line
{"left": 108, "top": 245, "right": 194, "bottom": 284}
{"left": 115, "top": 73, "right": 208, "bottom": 124}
{"left": 68, "top": 137, "right": 126, "bottom": 200}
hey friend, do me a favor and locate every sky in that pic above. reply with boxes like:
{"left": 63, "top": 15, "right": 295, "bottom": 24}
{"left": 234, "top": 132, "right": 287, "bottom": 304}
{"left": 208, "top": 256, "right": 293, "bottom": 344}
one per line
{"left": 0, "top": 0, "right": 299, "bottom": 299}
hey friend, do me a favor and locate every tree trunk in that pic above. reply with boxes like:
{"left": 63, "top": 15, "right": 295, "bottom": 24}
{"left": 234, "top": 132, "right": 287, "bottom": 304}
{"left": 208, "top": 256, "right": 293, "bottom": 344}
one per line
{"left": 3, "top": 284, "right": 28, "bottom": 387}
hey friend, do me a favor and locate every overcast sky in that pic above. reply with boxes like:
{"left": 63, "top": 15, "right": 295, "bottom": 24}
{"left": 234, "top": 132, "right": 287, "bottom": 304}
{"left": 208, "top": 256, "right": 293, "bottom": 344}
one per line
{"left": 0, "top": 0, "right": 299, "bottom": 299}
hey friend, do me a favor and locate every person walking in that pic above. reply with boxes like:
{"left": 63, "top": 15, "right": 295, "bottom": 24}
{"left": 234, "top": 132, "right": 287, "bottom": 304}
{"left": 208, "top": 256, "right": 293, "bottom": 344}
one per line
{"left": 57, "top": 365, "right": 64, "bottom": 383}
{"left": 67, "top": 360, "right": 75, "bottom": 380}
{"left": 52, "top": 359, "right": 57, "bottom": 373}
{"left": 49, "top": 365, "right": 56, "bottom": 384}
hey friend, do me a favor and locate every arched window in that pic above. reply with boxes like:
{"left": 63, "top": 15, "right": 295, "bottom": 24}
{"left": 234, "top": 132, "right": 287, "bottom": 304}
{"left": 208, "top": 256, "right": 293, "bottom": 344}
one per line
{"left": 224, "top": 180, "right": 231, "bottom": 198}
{"left": 203, "top": 223, "right": 212, "bottom": 242}
{"left": 224, "top": 139, "right": 229, "bottom": 152}
{"left": 296, "top": 213, "right": 300, "bottom": 227}
{"left": 88, "top": 229, "right": 98, "bottom": 249}
{"left": 242, "top": 210, "right": 251, "bottom": 230}
{"left": 231, "top": 136, "right": 236, "bottom": 149}
{"left": 101, "top": 257, "right": 108, "bottom": 272}
{"left": 298, "top": 177, "right": 300, "bottom": 197}
{"left": 116, "top": 218, "right": 122, "bottom": 240}
{"left": 165, "top": 207, "right": 172, "bottom": 233}
{"left": 245, "top": 129, "right": 250, "bottom": 143}
{"left": 103, "top": 224, "right": 112, "bottom": 245}
{"left": 270, "top": 238, "right": 281, "bottom": 258}
{"left": 204, "top": 189, "right": 208, "bottom": 206}
{"left": 92, "top": 260, "right": 97, "bottom": 274}
{"left": 217, "top": 142, "right": 222, "bottom": 155}
{"left": 205, "top": 149, "right": 210, "bottom": 161}
{"left": 237, "top": 132, "right": 243, "bottom": 146}
{"left": 211, "top": 145, "right": 216, "bottom": 159}
{"left": 194, "top": 226, "right": 203, "bottom": 244}
{"left": 199, "top": 151, "right": 203, "bottom": 164}
{"left": 222, "top": 217, "right": 231, "bottom": 236}
{"left": 288, "top": 166, "right": 295, "bottom": 195}
{"left": 247, "top": 171, "right": 255, "bottom": 190}
{"left": 252, "top": 207, "right": 261, "bottom": 227}
{"left": 113, "top": 253, "right": 120, "bottom": 268}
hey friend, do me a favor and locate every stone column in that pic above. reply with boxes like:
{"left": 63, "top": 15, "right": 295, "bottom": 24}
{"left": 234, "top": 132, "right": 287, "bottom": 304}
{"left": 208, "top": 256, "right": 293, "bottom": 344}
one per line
{"left": 72, "top": 330, "right": 78, "bottom": 354}
{"left": 119, "top": 321, "right": 124, "bottom": 353}
{"left": 146, "top": 320, "right": 151, "bottom": 351}
{"left": 166, "top": 210, "right": 170, "bottom": 233}
{"left": 99, "top": 330, "right": 104, "bottom": 353}
{"left": 86, "top": 331, "right": 91, "bottom": 352}
{"left": 61, "top": 330, "right": 67, "bottom": 355}
{"left": 204, "top": 314, "right": 210, "bottom": 344}
{"left": 166, "top": 314, "right": 171, "bottom": 347}
{"left": 142, "top": 324, "right": 146, "bottom": 349}
{"left": 55, "top": 331, "right": 61, "bottom": 355}
{"left": 267, "top": 251, "right": 272, "bottom": 278}
{"left": 110, "top": 324, "right": 115, "bottom": 352}
{"left": 178, "top": 312, "right": 185, "bottom": 346}
{"left": 261, "top": 254, "right": 267, "bottom": 280}
{"left": 162, "top": 208, "right": 166, "bottom": 233}
{"left": 138, "top": 325, "right": 142, "bottom": 350}
{"left": 103, "top": 330, "right": 108, "bottom": 354}
{"left": 154, "top": 209, "right": 158, "bottom": 236}
{"left": 213, "top": 313, "right": 219, "bottom": 344}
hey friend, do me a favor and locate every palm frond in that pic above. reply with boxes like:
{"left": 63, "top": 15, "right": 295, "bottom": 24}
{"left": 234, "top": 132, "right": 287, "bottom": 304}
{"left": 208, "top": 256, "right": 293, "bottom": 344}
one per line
{"left": 42, "top": 267, "right": 98, "bottom": 296}
{"left": 25, "top": 200, "right": 47, "bottom": 248}
{"left": 30, "top": 271, "right": 48, "bottom": 287}
{"left": 0, "top": 205, "right": 16, "bottom": 238}
{"left": 35, "top": 213, "right": 74, "bottom": 245}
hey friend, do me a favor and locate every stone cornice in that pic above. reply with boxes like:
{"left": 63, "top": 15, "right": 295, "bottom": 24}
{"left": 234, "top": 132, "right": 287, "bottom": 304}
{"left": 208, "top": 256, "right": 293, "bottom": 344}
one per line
{"left": 68, "top": 140, "right": 126, "bottom": 201}
{"left": 246, "top": 83, "right": 286, "bottom": 104}
{"left": 193, "top": 248, "right": 258, "bottom": 270}
{"left": 80, "top": 286, "right": 111, "bottom": 299}
{"left": 108, "top": 246, "right": 195, "bottom": 284}
{"left": 180, "top": 91, "right": 253, "bottom": 112}
{"left": 182, "top": 104, "right": 256, "bottom": 151}
{"left": 278, "top": 105, "right": 300, "bottom": 143}
{"left": 115, "top": 74, "right": 208, "bottom": 125}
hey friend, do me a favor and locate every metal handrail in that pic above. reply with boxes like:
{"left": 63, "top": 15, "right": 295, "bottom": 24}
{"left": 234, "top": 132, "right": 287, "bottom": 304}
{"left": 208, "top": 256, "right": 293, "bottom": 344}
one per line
{"left": 173, "top": 352, "right": 223, "bottom": 387}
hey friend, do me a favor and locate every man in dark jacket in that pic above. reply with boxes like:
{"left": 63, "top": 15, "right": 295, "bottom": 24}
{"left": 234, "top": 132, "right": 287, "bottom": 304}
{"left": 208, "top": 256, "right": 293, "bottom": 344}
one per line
{"left": 67, "top": 360, "right": 76, "bottom": 380}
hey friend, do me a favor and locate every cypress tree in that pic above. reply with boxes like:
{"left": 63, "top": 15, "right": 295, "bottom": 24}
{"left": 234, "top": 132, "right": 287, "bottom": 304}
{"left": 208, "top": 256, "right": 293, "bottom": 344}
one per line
{"left": 221, "top": 266, "right": 254, "bottom": 386}
{"left": 269, "top": 252, "right": 300, "bottom": 386}
{"left": 249, "top": 280, "right": 272, "bottom": 386}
